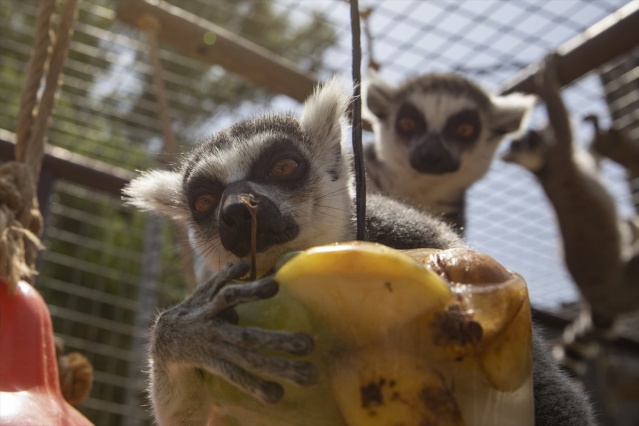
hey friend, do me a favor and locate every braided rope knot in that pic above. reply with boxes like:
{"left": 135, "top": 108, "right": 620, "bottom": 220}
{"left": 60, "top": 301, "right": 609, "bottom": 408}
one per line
{"left": 0, "top": 161, "right": 43, "bottom": 292}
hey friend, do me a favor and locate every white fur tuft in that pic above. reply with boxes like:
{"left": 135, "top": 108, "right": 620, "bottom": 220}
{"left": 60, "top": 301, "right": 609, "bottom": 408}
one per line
{"left": 300, "top": 76, "right": 350, "bottom": 142}
{"left": 362, "top": 69, "right": 396, "bottom": 122}
{"left": 490, "top": 92, "right": 537, "bottom": 138}
{"left": 122, "top": 170, "right": 188, "bottom": 220}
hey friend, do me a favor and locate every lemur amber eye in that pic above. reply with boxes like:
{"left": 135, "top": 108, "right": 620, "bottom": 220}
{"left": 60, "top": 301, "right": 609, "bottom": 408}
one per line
{"left": 457, "top": 123, "right": 476, "bottom": 138}
{"left": 194, "top": 194, "right": 216, "bottom": 214}
{"left": 270, "top": 159, "right": 298, "bottom": 177}
{"left": 398, "top": 118, "right": 417, "bottom": 133}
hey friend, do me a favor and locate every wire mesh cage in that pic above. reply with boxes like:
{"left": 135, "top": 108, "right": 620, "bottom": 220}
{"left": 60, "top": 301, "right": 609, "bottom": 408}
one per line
{"left": 1, "top": 0, "right": 638, "bottom": 424}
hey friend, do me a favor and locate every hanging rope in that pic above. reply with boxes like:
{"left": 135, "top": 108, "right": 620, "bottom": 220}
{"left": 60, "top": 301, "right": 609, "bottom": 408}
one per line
{"left": 140, "top": 15, "right": 197, "bottom": 292}
{"left": 0, "top": 0, "right": 80, "bottom": 292}
{"left": 14, "top": 0, "right": 55, "bottom": 161}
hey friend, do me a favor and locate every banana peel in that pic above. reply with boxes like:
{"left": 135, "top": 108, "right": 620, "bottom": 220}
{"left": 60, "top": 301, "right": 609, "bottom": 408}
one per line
{"left": 209, "top": 242, "right": 534, "bottom": 426}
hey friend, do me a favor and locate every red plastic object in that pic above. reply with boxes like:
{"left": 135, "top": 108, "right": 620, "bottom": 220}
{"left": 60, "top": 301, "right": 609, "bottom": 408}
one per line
{"left": 0, "top": 279, "right": 93, "bottom": 425}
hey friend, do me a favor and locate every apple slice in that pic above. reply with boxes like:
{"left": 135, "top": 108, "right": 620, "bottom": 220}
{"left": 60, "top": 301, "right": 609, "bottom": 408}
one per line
{"left": 273, "top": 241, "right": 455, "bottom": 346}
{"left": 409, "top": 248, "right": 533, "bottom": 392}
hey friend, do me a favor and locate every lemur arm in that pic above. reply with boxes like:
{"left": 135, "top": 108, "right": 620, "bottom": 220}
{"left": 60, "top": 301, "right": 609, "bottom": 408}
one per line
{"left": 531, "top": 327, "right": 598, "bottom": 426}
{"left": 148, "top": 261, "right": 316, "bottom": 425}
{"left": 536, "top": 53, "right": 574, "bottom": 163}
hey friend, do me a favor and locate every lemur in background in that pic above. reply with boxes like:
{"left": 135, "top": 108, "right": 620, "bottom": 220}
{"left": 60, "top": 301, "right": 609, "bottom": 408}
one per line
{"left": 585, "top": 114, "right": 639, "bottom": 178}
{"left": 363, "top": 71, "right": 535, "bottom": 234}
{"left": 502, "top": 53, "right": 639, "bottom": 376}
{"left": 124, "top": 78, "right": 596, "bottom": 426}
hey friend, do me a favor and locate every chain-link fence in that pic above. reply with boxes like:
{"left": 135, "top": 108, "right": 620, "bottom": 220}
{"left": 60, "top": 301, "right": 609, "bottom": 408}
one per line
{"left": 1, "top": 0, "right": 638, "bottom": 424}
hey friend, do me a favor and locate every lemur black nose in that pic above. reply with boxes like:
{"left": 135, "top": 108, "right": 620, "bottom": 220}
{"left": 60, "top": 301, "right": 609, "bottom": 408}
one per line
{"left": 221, "top": 196, "right": 253, "bottom": 229}
{"left": 217, "top": 183, "right": 299, "bottom": 258}
{"left": 415, "top": 142, "right": 443, "bottom": 163}
{"left": 410, "top": 136, "right": 459, "bottom": 174}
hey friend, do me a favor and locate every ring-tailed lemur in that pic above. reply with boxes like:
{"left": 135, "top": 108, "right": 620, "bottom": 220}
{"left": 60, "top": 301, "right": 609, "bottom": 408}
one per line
{"left": 363, "top": 71, "right": 535, "bottom": 234}
{"left": 502, "top": 53, "right": 639, "bottom": 376}
{"left": 124, "top": 77, "right": 596, "bottom": 426}
{"left": 585, "top": 114, "right": 639, "bottom": 178}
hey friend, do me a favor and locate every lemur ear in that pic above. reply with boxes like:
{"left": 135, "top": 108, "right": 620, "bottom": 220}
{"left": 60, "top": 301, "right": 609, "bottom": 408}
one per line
{"left": 300, "top": 76, "right": 350, "bottom": 156}
{"left": 490, "top": 93, "right": 537, "bottom": 138}
{"left": 122, "top": 170, "right": 188, "bottom": 221}
{"left": 363, "top": 70, "right": 396, "bottom": 121}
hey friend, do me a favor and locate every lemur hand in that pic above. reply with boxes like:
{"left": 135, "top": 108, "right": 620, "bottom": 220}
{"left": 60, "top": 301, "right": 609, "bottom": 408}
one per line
{"left": 150, "top": 261, "right": 317, "bottom": 404}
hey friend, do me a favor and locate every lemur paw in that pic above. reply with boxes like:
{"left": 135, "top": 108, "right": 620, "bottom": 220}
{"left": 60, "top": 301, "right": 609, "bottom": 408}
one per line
{"left": 535, "top": 51, "right": 561, "bottom": 98}
{"left": 150, "top": 261, "right": 317, "bottom": 404}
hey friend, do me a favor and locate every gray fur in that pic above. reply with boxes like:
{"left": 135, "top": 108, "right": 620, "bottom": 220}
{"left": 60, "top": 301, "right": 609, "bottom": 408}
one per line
{"left": 125, "top": 75, "right": 596, "bottom": 426}
{"left": 531, "top": 326, "right": 598, "bottom": 426}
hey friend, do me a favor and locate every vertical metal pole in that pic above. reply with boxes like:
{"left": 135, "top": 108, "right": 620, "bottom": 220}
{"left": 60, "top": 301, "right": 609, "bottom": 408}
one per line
{"left": 123, "top": 217, "right": 161, "bottom": 426}
{"left": 350, "top": 0, "right": 367, "bottom": 241}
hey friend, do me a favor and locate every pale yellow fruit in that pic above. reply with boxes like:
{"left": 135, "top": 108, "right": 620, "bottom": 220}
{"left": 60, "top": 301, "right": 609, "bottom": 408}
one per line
{"left": 274, "top": 241, "right": 455, "bottom": 346}
{"left": 215, "top": 243, "right": 534, "bottom": 426}
{"left": 330, "top": 347, "right": 465, "bottom": 426}
{"left": 477, "top": 283, "right": 533, "bottom": 392}
{"left": 406, "top": 248, "right": 533, "bottom": 392}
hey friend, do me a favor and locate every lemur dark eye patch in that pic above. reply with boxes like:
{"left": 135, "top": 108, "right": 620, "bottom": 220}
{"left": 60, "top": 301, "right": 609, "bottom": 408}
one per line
{"left": 249, "top": 138, "right": 309, "bottom": 186}
{"left": 186, "top": 175, "right": 223, "bottom": 219}
{"left": 395, "top": 102, "right": 427, "bottom": 137}
{"left": 443, "top": 109, "right": 481, "bottom": 142}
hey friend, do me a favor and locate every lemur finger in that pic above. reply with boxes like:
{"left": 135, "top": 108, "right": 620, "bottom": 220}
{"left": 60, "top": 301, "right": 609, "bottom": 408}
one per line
{"left": 543, "top": 52, "right": 561, "bottom": 80}
{"left": 216, "top": 323, "right": 314, "bottom": 355}
{"left": 217, "top": 308, "right": 239, "bottom": 324}
{"left": 209, "top": 277, "right": 278, "bottom": 314}
{"left": 534, "top": 53, "right": 559, "bottom": 97}
{"left": 203, "top": 358, "right": 284, "bottom": 404}
{"left": 198, "top": 261, "right": 251, "bottom": 301}
{"left": 213, "top": 343, "right": 318, "bottom": 387}
{"left": 533, "top": 61, "right": 546, "bottom": 98}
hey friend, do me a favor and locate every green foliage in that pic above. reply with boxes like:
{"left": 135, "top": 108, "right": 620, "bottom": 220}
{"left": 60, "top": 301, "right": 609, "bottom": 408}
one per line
{"left": 1, "top": 0, "right": 337, "bottom": 171}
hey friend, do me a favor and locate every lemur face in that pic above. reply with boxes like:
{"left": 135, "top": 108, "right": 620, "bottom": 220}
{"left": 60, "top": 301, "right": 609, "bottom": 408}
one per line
{"left": 365, "top": 72, "right": 535, "bottom": 178}
{"left": 124, "top": 78, "right": 354, "bottom": 274}
{"left": 182, "top": 118, "right": 311, "bottom": 263}
{"left": 502, "top": 129, "right": 549, "bottom": 173}
{"left": 392, "top": 92, "right": 484, "bottom": 174}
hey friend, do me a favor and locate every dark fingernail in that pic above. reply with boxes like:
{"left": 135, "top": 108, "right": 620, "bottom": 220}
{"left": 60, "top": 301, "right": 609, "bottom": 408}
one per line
{"left": 233, "top": 261, "right": 251, "bottom": 277}
{"left": 262, "top": 381, "right": 284, "bottom": 404}
{"left": 289, "top": 333, "right": 314, "bottom": 356}
{"left": 296, "top": 362, "right": 319, "bottom": 386}
{"left": 256, "top": 278, "right": 279, "bottom": 299}
{"left": 218, "top": 308, "right": 239, "bottom": 324}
